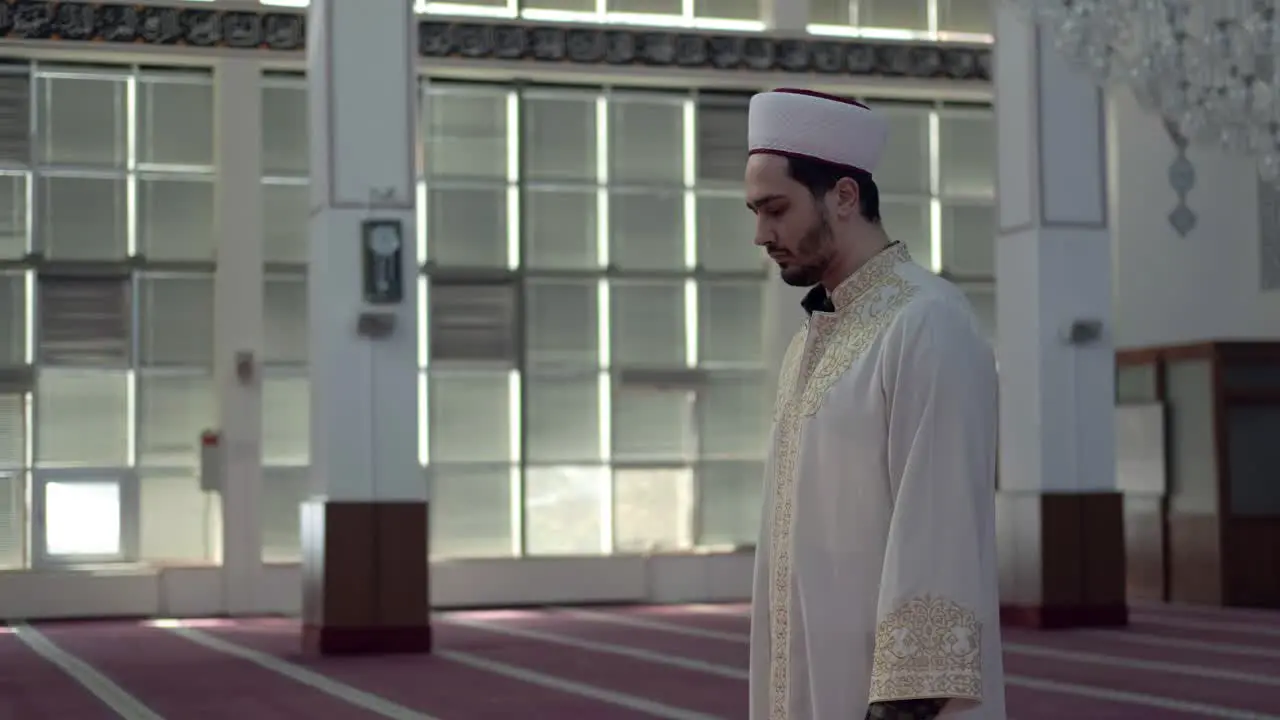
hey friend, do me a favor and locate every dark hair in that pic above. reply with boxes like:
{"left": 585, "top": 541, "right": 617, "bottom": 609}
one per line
{"left": 785, "top": 155, "right": 881, "bottom": 224}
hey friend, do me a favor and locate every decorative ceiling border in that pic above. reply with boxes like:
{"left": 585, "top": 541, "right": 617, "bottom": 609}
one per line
{"left": 0, "top": 1, "right": 307, "bottom": 50}
{"left": 417, "top": 21, "right": 991, "bottom": 80}
{"left": 0, "top": 1, "right": 991, "bottom": 81}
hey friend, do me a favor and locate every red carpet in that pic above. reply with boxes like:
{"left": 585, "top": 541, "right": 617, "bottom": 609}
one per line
{"left": 32, "top": 621, "right": 372, "bottom": 719}
{"left": 0, "top": 628, "right": 120, "bottom": 719}
{"left": 5, "top": 602, "right": 1280, "bottom": 719}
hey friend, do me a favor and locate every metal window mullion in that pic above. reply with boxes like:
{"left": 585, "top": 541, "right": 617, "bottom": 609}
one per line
{"left": 24, "top": 54, "right": 37, "bottom": 569}
{"left": 510, "top": 277, "right": 526, "bottom": 559}
{"left": 23, "top": 60, "right": 36, "bottom": 478}
{"left": 594, "top": 90, "right": 615, "bottom": 556}
{"left": 513, "top": 84, "right": 530, "bottom": 559}
{"left": 21, "top": 399, "right": 32, "bottom": 567}
{"left": 681, "top": 89, "right": 701, "bottom": 551}
{"left": 123, "top": 74, "right": 141, "bottom": 479}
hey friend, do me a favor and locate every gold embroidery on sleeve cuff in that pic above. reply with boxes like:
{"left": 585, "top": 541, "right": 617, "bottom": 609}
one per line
{"left": 869, "top": 595, "right": 983, "bottom": 704}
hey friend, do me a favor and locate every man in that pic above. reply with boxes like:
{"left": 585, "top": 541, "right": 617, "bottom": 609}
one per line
{"left": 745, "top": 88, "right": 1006, "bottom": 720}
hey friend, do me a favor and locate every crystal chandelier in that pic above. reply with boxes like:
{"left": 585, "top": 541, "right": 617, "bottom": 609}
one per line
{"left": 1011, "top": 0, "right": 1280, "bottom": 183}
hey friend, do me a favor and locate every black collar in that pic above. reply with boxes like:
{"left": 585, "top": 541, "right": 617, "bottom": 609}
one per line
{"left": 801, "top": 285, "right": 835, "bottom": 315}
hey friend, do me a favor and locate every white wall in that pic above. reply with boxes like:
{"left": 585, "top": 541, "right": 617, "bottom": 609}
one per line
{"left": 1109, "top": 89, "right": 1280, "bottom": 349}
{"left": 0, "top": 555, "right": 755, "bottom": 620}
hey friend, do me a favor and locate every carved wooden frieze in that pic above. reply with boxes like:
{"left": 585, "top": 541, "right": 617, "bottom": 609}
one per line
{"left": 0, "top": 1, "right": 306, "bottom": 50}
{"left": 0, "top": 1, "right": 991, "bottom": 81}
{"left": 416, "top": 21, "right": 991, "bottom": 80}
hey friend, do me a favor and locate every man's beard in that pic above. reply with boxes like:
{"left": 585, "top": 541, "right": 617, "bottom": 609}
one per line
{"left": 777, "top": 215, "right": 835, "bottom": 288}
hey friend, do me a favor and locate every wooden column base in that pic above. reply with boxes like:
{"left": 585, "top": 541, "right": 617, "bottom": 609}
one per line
{"left": 998, "top": 491, "right": 1129, "bottom": 629}
{"left": 300, "top": 500, "right": 431, "bottom": 656}
{"left": 301, "top": 624, "right": 432, "bottom": 656}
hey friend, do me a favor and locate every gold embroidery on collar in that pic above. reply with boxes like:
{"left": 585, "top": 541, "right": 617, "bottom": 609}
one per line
{"left": 869, "top": 595, "right": 984, "bottom": 704}
{"left": 798, "top": 274, "right": 914, "bottom": 417}
{"left": 826, "top": 242, "right": 912, "bottom": 312}
{"left": 772, "top": 329, "right": 806, "bottom": 423}
{"left": 765, "top": 255, "right": 917, "bottom": 720}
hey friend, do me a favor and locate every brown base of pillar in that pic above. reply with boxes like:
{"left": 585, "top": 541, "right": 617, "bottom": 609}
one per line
{"left": 301, "top": 624, "right": 433, "bottom": 655}
{"left": 300, "top": 500, "right": 431, "bottom": 656}
{"left": 1000, "top": 603, "right": 1129, "bottom": 629}
{"left": 997, "top": 490, "right": 1129, "bottom": 629}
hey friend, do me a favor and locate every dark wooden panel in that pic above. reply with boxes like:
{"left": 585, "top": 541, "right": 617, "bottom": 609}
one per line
{"left": 300, "top": 500, "right": 433, "bottom": 656}
{"left": 1113, "top": 341, "right": 1280, "bottom": 609}
{"left": 1082, "top": 492, "right": 1126, "bottom": 607}
{"left": 319, "top": 503, "right": 378, "bottom": 627}
{"left": 1224, "top": 518, "right": 1280, "bottom": 609}
{"left": 1117, "top": 343, "right": 1214, "bottom": 367}
{"left": 1039, "top": 494, "right": 1083, "bottom": 607}
{"left": 376, "top": 502, "right": 431, "bottom": 628}
{"left": 1001, "top": 491, "right": 1128, "bottom": 629}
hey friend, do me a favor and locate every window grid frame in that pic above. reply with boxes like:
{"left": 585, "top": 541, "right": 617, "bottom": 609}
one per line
{"left": 420, "top": 0, "right": 995, "bottom": 41}
{"left": 421, "top": 81, "right": 781, "bottom": 559}
{"left": 18, "top": 62, "right": 217, "bottom": 569}
{"left": 416, "top": 82, "right": 993, "bottom": 560}
{"left": 254, "top": 73, "right": 995, "bottom": 564}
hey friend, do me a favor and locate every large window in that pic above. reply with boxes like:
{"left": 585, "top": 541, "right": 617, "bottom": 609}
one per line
{"left": 422, "top": 0, "right": 769, "bottom": 27}
{"left": 423, "top": 0, "right": 994, "bottom": 37}
{"left": 809, "top": 0, "right": 993, "bottom": 38}
{"left": 936, "top": 103, "right": 997, "bottom": 338}
{"left": 0, "top": 63, "right": 218, "bottom": 570}
{"left": 2, "top": 64, "right": 993, "bottom": 569}
{"left": 257, "top": 73, "right": 994, "bottom": 562}
{"left": 417, "top": 83, "right": 771, "bottom": 559}
{"left": 259, "top": 73, "right": 311, "bottom": 562}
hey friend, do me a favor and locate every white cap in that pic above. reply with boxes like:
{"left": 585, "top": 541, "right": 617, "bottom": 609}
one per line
{"left": 747, "top": 88, "right": 890, "bottom": 174}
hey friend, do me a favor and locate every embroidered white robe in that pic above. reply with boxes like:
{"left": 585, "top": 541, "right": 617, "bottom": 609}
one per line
{"left": 748, "top": 244, "right": 1006, "bottom": 720}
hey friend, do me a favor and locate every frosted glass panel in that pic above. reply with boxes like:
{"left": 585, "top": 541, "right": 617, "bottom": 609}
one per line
{"left": 614, "top": 468, "right": 692, "bottom": 553}
{"left": 525, "top": 466, "right": 607, "bottom": 555}
{"left": 698, "top": 460, "right": 763, "bottom": 547}
{"left": 699, "top": 372, "right": 769, "bottom": 459}
{"left": 431, "top": 464, "right": 514, "bottom": 558}
{"left": 524, "top": 95, "right": 596, "bottom": 182}
{"left": 525, "top": 374, "right": 601, "bottom": 463}
{"left": 700, "top": 281, "right": 765, "bottom": 367}
{"left": 525, "top": 280, "right": 598, "bottom": 369}
{"left": 429, "top": 370, "right": 511, "bottom": 463}
{"left": 609, "top": 97, "right": 683, "bottom": 185}
{"left": 612, "top": 387, "right": 693, "bottom": 461}
{"left": 45, "top": 481, "right": 120, "bottom": 556}
{"left": 610, "top": 281, "right": 685, "bottom": 368}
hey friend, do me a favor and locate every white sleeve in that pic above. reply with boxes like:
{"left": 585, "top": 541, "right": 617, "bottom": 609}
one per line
{"left": 868, "top": 300, "right": 998, "bottom": 707}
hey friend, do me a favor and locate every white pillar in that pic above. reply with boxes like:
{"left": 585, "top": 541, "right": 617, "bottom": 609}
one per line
{"left": 307, "top": 0, "right": 419, "bottom": 503}
{"left": 994, "top": 6, "right": 1114, "bottom": 496}
{"left": 762, "top": 0, "right": 809, "bottom": 32}
{"left": 993, "top": 4, "right": 1125, "bottom": 627}
{"left": 213, "top": 58, "right": 265, "bottom": 615}
{"left": 301, "top": 0, "right": 428, "bottom": 654}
